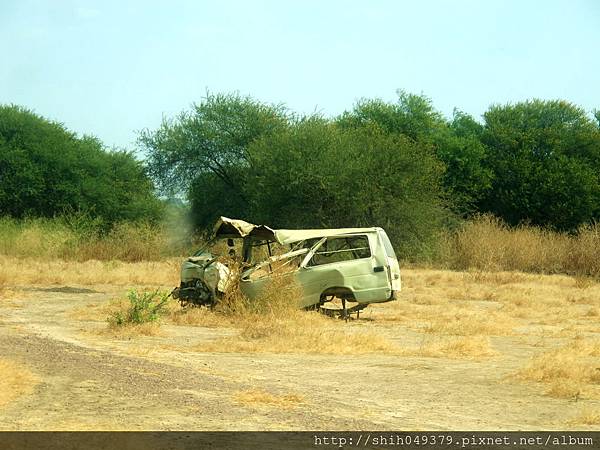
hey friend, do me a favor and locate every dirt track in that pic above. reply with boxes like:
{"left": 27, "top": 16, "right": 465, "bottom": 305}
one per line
{"left": 0, "top": 279, "right": 598, "bottom": 431}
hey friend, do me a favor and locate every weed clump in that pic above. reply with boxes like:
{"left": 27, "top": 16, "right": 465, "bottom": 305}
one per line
{"left": 108, "top": 289, "right": 170, "bottom": 326}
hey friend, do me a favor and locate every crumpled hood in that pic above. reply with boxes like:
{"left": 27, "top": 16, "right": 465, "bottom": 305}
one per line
{"left": 180, "top": 254, "right": 231, "bottom": 294}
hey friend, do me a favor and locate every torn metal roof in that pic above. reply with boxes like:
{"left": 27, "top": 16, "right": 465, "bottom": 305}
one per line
{"left": 214, "top": 216, "right": 379, "bottom": 245}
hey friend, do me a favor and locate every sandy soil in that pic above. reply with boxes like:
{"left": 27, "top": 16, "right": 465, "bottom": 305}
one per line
{"left": 0, "top": 272, "right": 598, "bottom": 431}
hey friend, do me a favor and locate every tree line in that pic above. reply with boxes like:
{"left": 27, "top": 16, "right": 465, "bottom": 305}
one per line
{"left": 139, "top": 92, "right": 600, "bottom": 257}
{"left": 0, "top": 105, "right": 162, "bottom": 227}
{"left": 1, "top": 93, "right": 599, "bottom": 258}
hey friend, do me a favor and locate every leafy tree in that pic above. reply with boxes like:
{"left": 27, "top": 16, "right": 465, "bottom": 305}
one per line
{"left": 188, "top": 171, "right": 250, "bottom": 230}
{"left": 480, "top": 100, "right": 600, "bottom": 230}
{"left": 438, "top": 110, "right": 493, "bottom": 212}
{"left": 139, "top": 92, "right": 290, "bottom": 227}
{"left": 337, "top": 91, "right": 446, "bottom": 142}
{"left": 337, "top": 92, "right": 492, "bottom": 214}
{"left": 245, "top": 118, "right": 448, "bottom": 259}
{"left": 0, "top": 105, "right": 161, "bottom": 223}
{"left": 141, "top": 92, "right": 448, "bottom": 256}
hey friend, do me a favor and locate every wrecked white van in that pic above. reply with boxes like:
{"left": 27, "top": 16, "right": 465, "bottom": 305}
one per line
{"left": 172, "top": 217, "right": 401, "bottom": 316}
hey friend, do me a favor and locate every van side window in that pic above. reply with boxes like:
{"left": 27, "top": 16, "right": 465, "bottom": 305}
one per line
{"left": 308, "top": 235, "right": 371, "bottom": 266}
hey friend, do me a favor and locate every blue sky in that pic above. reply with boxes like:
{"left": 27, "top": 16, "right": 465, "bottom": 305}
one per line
{"left": 1, "top": 0, "right": 599, "bottom": 150}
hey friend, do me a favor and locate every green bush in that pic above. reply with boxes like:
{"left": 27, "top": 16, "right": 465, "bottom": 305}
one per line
{"left": 108, "top": 289, "right": 170, "bottom": 326}
{"left": 0, "top": 104, "right": 163, "bottom": 224}
{"left": 480, "top": 100, "right": 600, "bottom": 230}
{"left": 246, "top": 119, "right": 449, "bottom": 260}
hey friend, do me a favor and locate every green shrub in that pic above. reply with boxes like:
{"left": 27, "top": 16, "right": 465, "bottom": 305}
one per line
{"left": 108, "top": 289, "right": 170, "bottom": 326}
{"left": 0, "top": 105, "right": 163, "bottom": 224}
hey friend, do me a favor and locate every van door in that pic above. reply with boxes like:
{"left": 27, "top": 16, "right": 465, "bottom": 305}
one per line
{"left": 295, "top": 233, "right": 391, "bottom": 305}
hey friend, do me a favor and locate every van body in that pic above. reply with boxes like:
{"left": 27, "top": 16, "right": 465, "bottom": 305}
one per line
{"left": 173, "top": 217, "right": 401, "bottom": 310}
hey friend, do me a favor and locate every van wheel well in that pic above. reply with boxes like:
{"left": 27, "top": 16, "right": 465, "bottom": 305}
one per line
{"left": 320, "top": 287, "right": 355, "bottom": 304}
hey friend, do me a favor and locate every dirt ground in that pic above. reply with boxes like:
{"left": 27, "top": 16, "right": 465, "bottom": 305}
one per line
{"left": 0, "top": 269, "right": 598, "bottom": 431}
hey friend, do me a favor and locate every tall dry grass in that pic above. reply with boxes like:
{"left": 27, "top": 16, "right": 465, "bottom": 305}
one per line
{"left": 439, "top": 215, "right": 600, "bottom": 277}
{"left": 0, "top": 216, "right": 200, "bottom": 262}
{"left": 2, "top": 214, "right": 599, "bottom": 278}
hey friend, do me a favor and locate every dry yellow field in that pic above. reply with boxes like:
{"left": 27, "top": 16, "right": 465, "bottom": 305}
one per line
{"left": 0, "top": 260, "right": 598, "bottom": 430}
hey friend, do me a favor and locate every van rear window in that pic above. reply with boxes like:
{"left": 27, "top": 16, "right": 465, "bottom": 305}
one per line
{"left": 379, "top": 231, "right": 397, "bottom": 259}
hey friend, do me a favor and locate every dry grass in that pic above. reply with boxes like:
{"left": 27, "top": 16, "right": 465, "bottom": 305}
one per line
{"left": 0, "top": 270, "right": 7, "bottom": 289}
{"left": 103, "top": 322, "right": 164, "bottom": 338}
{"left": 3, "top": 217, "right": 595, "bottom": 362}
{"left": 70, "top": 302, "right": 112, "bottom": 322}
{"left": 441, "top": 215, "right": 600, "bottom": 277}
{"left": 383, "top": 268, "right": 600, "bottom": 397}
{"left": 166, "top": 305, "right": 230, "bottom": 328}
{"left": 204, "top": 314, "right": 398, "bottom": 355}
{"left": 173, "top": 301, "right": 496, "bottom": 358}
{"left": 573, "top": 276, "right": 596, "bottom": 289}
{"left": 370, "top": 268, "right": 599, "bottom": 362}
{"left": 0, "top": 359, "right": 39, "bottom": 407}
{"left": 464, "top": 270, "right": 532, "bottom": 285}
{"left": 544, "top": 382, "right": 584, "bottom": 400}
{"left": 585, "top": 307, "right": 599, "bottom": 317}
{"left": 568, "top": 409, "right": 600, "bottom": 426}
{"left": 177, "top": 273, "right": 400, "bottom": 355}
{"left": 0, "top": 217, "right": 198, "bottom": 262}
{"left": 194, "top": 280, "right": 399, "bottom": 355}
{"left": 0, "top": 256, "right": 179, "bottom": 286}
{"left": 516, "top": 339, "right": 600, "bottom": 399}
{"left": 157, "top": 272, "right": 400, "bottom": 355}
{"left": 401, "top": 268, "right": 599, "bottom": 329}
{"left": 401, "top": 336, "right": 497, "bottom": 358}
{"left": 3, "top": 215, "right": 599, "bottom": 430}
{"left": 233, "top": 389, "right": 304, "bottom": 408}
{"left": 70, "top": 222, "right": 171, "bottom": 262}
{"left": 0, "top": 270, "right": 11, "bottom": 302}
{"left": 4, "top": 214, "right": 600, "bottom": 276}
{"left": 53, "top": 261, "right": 596, "bottom": 363}
{"left": 424, "top": 310, "right": 516, "bottom": 336}
{"left": 162, "top": 265, "right": 597, "bottom": 358}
